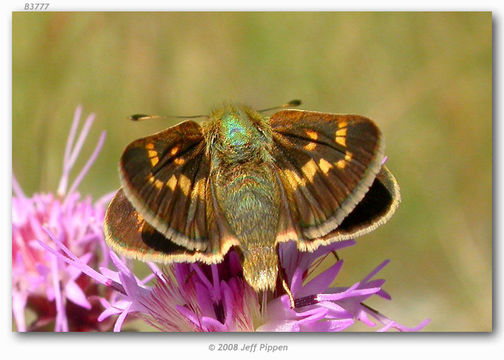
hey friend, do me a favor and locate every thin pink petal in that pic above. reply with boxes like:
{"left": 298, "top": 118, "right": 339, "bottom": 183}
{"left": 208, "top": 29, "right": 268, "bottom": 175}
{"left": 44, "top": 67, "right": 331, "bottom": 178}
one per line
{"left": 12, "top": 174, "right": 26, "bottom": 198}
{"left": 298, "top": 260, "right": 343, "bottom": 297}
{"left": 98, "top": 306, "right": 123, "bottom": 322}
{"left": 65, "top": 280, "right": 91, "bottom": 309}
{"left": 66, "top": 112, "right": 96, "bottom": 174}
{"left": 50, "top": 256, "right": 68, "bottom": 332}
{"left": 114, "top": 304, "right": 132, "bottom": 332}
{"left": 64, "top": 105, "right": 82, "bottom": 165}
{"left": 361, "top": 259, "right": 390, "bottom": 284}
{"left": 67, "top": 131, "right": 106, "bottom": 197}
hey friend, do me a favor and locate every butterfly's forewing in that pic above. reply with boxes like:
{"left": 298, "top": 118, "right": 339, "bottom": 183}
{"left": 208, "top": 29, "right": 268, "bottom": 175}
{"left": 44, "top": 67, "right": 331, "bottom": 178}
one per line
{"left": 119, "top": 121, "right": 212, "bottom": 252}
{"left": 270, "top": 110, "right": 385, "bottom": 240}
{"left": 105, "top": 189, "right": 225, "bottom": 264}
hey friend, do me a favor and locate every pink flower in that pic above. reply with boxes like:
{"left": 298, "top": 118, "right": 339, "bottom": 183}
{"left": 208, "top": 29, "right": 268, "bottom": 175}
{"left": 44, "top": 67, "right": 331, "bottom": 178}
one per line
{"left": 262, "top": 240, "right": 430, "bottom": 331}
{"left": 42, "top": 233, "right": 430, "bottom": 332}
{"left": 12, "top": 106, "right": 114, "bottom": 331}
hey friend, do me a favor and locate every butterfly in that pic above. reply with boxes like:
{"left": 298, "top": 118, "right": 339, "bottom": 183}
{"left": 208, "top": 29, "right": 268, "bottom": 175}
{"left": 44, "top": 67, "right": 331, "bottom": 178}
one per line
{"left": 104, "top": 101, "right": 400, "bottom": 293}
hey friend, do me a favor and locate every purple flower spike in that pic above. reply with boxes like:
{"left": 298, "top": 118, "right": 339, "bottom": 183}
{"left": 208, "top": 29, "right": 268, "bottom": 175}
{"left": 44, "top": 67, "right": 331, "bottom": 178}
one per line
{"left": 12, "top": 107, "right": 116, "bottom": 332}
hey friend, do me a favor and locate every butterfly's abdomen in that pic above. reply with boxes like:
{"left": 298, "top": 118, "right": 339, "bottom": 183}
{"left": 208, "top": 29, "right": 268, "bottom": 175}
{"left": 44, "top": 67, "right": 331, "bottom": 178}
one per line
{"left": 213, "top": 164, "right": 281, "bottom": 291}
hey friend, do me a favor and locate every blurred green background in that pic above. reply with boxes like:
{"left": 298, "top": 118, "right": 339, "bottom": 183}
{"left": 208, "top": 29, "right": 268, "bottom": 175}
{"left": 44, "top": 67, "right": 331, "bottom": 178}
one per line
{"left": 12, "top": 12, "right": 492, "bottom": 332}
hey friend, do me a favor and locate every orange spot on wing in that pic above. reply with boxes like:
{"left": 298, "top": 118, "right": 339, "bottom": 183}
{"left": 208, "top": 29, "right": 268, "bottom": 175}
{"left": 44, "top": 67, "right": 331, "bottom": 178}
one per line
{"left": 301, "top": 159, "right": 318, "bottom": 182}
{"left": 179, "top": 174, "right": 191, "bottom": 196}
{"left": 319, "top": 158, "right": 333, "bottom": 175}
{"left": 345, "top": 151, "right": 353, "bottom": 162}
{"left": 335, "top": 127, "right": 347, "bottom": 147}
{"left": 336, "top": 159, "right": 346, "bottom": 169}
{"left": 304, "top": 142, "right": 317, "bottom": 151}
{"left": 166, "top": 175, "right": 178, "bottom": 191}
{"left": 303, "top": 130, "right": 318, "bottom": 150}
{"left": 174, "top": 158, "right": 185, "bottom": 165}
{"left": 154, "top": 179, "right": 164, "bottom": 189}
{"left": 305, "top": 130, "right": 318, "bottom": 140}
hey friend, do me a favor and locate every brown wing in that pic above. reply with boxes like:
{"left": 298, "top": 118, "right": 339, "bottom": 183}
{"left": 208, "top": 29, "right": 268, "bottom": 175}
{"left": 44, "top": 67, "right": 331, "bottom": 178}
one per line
{"left": 293, "top": 166, "right": 401, "bottom": 252}
{"left": 270, "top": 110, "right": 385, "bottom": 240}
{"left": 119, "top": 121, "right": 211, "bottom": 251}
{"left": 104, "top": 189, "right": 232, "bottom": 264}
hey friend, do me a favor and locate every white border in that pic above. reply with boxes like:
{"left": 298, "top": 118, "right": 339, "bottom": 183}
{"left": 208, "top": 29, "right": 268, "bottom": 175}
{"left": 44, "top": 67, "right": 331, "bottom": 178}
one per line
{"left": 3, "top": 1, "right": 501, "bottom": 359}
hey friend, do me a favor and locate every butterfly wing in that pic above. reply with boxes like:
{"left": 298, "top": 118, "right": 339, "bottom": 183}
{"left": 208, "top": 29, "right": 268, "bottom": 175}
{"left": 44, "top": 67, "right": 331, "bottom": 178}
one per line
{"left": 270, "top": 110, "right": 385, "bottom": 241}
{"left": 119, "top": 120, "right": 213, "bottom": 252}
{"left": 104, "top": 188, "right": 227, "bottom": 264}
{"left": 335, "top": 165, "right": 400, "bottom": 236}
{"left": 299, "top": 166, "right": 401, "bottom": 251}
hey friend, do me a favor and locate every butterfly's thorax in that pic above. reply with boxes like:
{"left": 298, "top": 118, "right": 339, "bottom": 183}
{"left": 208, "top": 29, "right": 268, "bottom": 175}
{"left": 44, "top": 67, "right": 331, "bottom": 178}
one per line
{"left": 202, "top": 105, "right": 281, "bottom": 291}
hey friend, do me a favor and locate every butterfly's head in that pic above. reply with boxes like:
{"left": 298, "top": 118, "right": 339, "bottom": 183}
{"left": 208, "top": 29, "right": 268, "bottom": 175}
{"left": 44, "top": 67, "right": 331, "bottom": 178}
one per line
{"left": 203, "top": 104, "right": 273, "bottom": 163}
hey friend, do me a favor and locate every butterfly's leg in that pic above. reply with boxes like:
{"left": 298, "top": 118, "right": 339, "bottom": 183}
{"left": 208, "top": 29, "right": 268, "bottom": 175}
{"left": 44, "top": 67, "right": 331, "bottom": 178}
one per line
{"left": 281, "top": 278, "right": 295, "bottom": 309}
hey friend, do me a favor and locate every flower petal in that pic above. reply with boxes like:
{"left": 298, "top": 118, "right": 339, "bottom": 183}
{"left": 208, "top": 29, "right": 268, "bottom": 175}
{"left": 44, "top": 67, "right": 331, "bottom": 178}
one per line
{"left": 65, "top": 280, "right": 92, "bottom": 309}
{"left": 297, "top": 260, "right": 343, "bottom": 297}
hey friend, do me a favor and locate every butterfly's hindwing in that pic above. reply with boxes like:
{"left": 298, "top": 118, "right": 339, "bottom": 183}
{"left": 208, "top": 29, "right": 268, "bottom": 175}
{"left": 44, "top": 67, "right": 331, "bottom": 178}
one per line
{"left": 301, "top": 166, "right": 401, "bottom": 251}
{"left": 337, "top": 166, "right": 399, "bottom": 233}
{"left": 120, "top": 121, "right": 211, "bottom": 251}
{"left": 104, "top": 188, "right": 225, "bottom": 264}
{"left": 270, "top": 110, "right": 385, "bottom": 239}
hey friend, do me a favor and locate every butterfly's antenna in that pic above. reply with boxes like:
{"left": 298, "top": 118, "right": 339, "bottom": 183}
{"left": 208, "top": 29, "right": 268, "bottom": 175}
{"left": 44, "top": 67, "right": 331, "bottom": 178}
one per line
{"left": 258, "top": 99, "right": 302, "bottom": 113}
{"left": 129, "top": 113, "right": 208, "bottom": 121}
